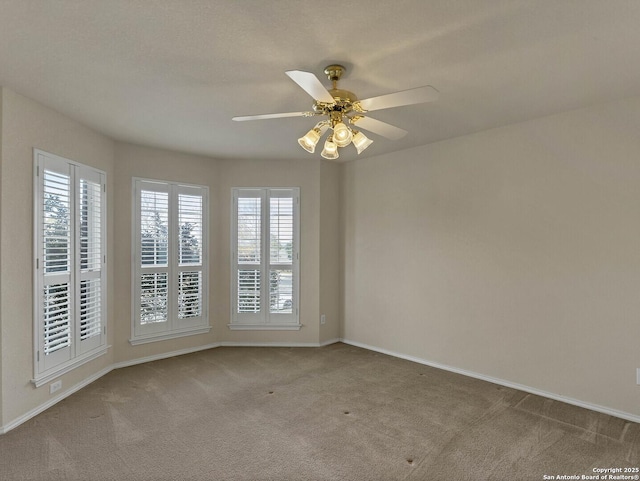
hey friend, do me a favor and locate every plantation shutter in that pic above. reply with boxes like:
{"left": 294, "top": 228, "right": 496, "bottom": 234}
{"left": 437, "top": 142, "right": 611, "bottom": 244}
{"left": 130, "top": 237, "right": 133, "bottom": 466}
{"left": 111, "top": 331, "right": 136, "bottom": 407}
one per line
{"left": 269, "top": 193, "right": 294, "bottom": 315}
{"left": 231, "top": 188, "right": 299, "bottom": 328}
{"left": 34, "top": 150, "right": 107, "bottom": 381}
{"left": 39, "top": 158, "right": 73, "bottom": 370}
{"left": 235, "top": 191, "right": 262, "bottom": 319}
{"left": 132, "top": 179, "right": 209, "bottom": 342}
{"left": 137, "top": 182, "right": 170, "bottom": 334}
{"left": 77, "top": 167, "right": 106, "bottom": 354}
{"left": 177, "top": 186, "right": 206, "bottom": 326}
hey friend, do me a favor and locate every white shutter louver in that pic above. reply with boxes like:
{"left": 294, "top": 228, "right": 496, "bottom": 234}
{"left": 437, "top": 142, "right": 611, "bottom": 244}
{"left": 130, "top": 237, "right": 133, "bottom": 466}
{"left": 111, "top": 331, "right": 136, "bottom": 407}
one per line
{"left": 237, "top": 197, "right": 261, "bottom": 263}
{"left": 140, "top": 273, "right": 168, "bottom": 324}
{"left": 43, "top": 283, "right": 71, "bottom": 354}
{"left": 79, "top": 179, "right": 102, "bottom": 272}
{"left": 269, "top": 269, "right": 293, "bottom": 313}
{"left": 79, "top": 279, "right": 101, "bottom": 340}
{"left": 140, "top": 190, "right": 169, "bottom": 266}
{"left": 178, "top": 194, "right": 202, "bottom": 265}
{"left": 43, "top": 170, "right": 71, "bottom": 274}
{"left": 269, "top": 197, "right": 293, "bottom": 264}
{"left": 178, "top": 271, "right": 202, "bottom": 318}
{"left": 238, "top": 269, "right": 261, "bottom": 313}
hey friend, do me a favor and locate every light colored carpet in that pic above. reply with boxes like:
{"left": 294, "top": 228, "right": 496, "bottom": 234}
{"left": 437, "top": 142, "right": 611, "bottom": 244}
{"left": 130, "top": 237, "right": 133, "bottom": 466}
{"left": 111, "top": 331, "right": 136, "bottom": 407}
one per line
{"left": 0, "top": 343, "right": 638, "bottom": 480}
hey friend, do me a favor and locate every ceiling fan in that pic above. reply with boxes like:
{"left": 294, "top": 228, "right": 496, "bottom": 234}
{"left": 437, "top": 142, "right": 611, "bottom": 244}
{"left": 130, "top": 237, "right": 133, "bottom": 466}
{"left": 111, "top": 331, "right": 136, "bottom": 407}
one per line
{"left": 232, "top": 64, "right": 439, "bottom": 160}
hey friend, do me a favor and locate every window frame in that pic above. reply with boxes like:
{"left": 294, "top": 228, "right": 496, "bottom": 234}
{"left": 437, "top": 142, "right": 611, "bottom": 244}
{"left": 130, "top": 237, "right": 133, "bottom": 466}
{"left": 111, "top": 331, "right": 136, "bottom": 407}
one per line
{"left": 229, "top": 187, "right": 301, "bottom": 330}
{"left": 32, "top": 149, "right": 108, "bottom": 387}
{"left": 131, "top": 178, "right": 210, "bottom": 345}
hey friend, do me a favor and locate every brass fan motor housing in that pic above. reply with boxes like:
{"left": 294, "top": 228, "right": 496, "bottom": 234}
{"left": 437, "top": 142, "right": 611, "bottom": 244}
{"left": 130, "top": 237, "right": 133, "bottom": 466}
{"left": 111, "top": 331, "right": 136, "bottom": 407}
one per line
{"left": 328, "top": 88, "right": 358, "bottom": 104}
{"left": 312, "top": 65, "right": 359, "bottom": 115}
{"left": 312, "top": 87, "right": 358, "bottom": 110}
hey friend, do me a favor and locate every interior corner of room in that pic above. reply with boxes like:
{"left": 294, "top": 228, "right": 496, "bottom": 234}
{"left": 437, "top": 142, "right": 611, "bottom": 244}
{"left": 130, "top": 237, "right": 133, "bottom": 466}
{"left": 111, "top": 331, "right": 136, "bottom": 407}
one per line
{"left": 1, "top": 0, "right": 640, "bottom": 448}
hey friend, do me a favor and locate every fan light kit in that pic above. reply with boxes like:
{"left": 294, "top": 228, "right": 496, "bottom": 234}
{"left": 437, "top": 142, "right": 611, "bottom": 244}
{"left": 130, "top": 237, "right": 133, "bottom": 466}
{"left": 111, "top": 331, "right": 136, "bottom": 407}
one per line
{"left": 233, "top": 64, "right": 438, "bottom": 160}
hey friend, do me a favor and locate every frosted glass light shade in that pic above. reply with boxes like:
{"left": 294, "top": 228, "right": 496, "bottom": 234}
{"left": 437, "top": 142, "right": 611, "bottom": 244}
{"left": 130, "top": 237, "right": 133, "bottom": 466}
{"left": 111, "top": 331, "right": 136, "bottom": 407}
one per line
{"left": 352, "top": 131, "right": 373, "bottom": 154}
{"left": 298, "top": 128, "right": 321, "bottom": 153}
{"left": 332, "top": 122, "right": 352, "bottom": 147}
{"left": 321, "top": 137, "right": 339, "bottom": 160}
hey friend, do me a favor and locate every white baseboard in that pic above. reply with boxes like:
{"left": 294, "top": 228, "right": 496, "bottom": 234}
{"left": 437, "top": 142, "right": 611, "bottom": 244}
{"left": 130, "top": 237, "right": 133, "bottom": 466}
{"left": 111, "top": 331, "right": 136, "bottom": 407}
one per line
{"left": 341, "top": 338, "right": 640, "bottom": 425}
{"left": 112, "top": 342, "right": 222, "bottom": 370}
{"left": 219, "top": 341, "right": 323, "bottom": 347}
{"left": 319, "top": 337, "right": 341, "bottom": 347}
{"left": 1, "top": 365, "right": 114, "bottom": 435}
{"left": 4, "top": 337, "right": 636, "bottom": 435}
{"left": 217, "top": 339, "right": 341, "bottom": 348}
{"left": 1, "top": 339, "right": 342, "bottom": 434}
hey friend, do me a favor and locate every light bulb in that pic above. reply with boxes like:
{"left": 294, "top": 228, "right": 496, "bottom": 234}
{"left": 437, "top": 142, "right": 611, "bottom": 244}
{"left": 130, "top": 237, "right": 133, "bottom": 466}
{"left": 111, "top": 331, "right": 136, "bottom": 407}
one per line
{"left": 321, "top": 136, "right": 339, "bottom": 160}
{"left": 298, "top": 128, "right": 321, "bottom": 153}
{"left": 332, "top": 122, "right": 353, "bottom": 147}
{"left": 352, "top": 131, "right": 373, "bottom": 154}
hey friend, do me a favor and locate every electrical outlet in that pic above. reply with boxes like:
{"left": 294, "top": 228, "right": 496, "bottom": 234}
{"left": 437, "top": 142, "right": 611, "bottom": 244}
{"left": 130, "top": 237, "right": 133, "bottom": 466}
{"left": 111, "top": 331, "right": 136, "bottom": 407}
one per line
{"left": 320, "top": 314, "right": 326, "bottom": 325}
{"left": 50, "top": 380, "right": 62, "bottom": 394}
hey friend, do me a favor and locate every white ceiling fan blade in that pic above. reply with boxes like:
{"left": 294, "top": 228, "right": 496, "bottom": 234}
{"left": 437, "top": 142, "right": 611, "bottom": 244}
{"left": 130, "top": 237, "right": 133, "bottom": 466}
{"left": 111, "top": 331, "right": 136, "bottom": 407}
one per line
{"left": 351, "top": 116, "right": 408, "bottom": 140}
{"left": 357, "top": 85, "right": 439, "bottom": 112}
{"left": 232, "top": 111, "right": 311, "bottom": 121}
{"left": 285, "top": 70, "right": 336, "bottom": 104}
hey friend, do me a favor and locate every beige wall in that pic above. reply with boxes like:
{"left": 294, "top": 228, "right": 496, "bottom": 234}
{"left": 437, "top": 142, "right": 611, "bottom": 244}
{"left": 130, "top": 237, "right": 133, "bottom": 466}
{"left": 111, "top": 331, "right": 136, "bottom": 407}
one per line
{"left": 113, "top": 143, "right": 220, "bottom": 362}
{"left": 215, "top": 157, "right": 322, "bottom": 344}
{"left": 0, "top": 88, "right": 116, "bottom": 424}
{"left": 114, "top": 144, "right": 329, "bottom": 358}
{"left": 341, "top": 96, "right": 640, "bottom": 417}
{"left": 319, "top": 161, "right": 341, "bottom": 343}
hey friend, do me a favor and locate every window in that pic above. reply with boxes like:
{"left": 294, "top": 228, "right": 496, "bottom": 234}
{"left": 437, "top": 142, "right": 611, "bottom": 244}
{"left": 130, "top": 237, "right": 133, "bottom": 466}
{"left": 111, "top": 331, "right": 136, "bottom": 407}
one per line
{"left": 33, "top": 150, "right": 107, "bottom": 386}
{"left": 230, "top": 188, "right": 300, "bottom": 330}
{"left": 132, "top": 179, "right": 210, "bottom": 344}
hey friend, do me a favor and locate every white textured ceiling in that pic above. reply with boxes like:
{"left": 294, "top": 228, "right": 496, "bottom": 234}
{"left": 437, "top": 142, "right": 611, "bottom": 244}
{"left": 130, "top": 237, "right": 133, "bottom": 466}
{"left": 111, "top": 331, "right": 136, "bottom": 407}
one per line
{"left": 1, "top": 0, "right": 640, "bottom": 162}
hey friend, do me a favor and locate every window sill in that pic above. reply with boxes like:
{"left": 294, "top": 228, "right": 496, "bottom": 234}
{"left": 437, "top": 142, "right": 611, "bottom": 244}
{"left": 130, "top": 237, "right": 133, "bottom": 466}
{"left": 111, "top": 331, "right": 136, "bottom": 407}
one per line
{"left": 227, "top": 323, "right": 302, "bottom": 331}
{"left": 32, "top": 345, "right": 111, "bottom": 388}
{"left": 129, "top": 325, "right": 212, "bottom": 345}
